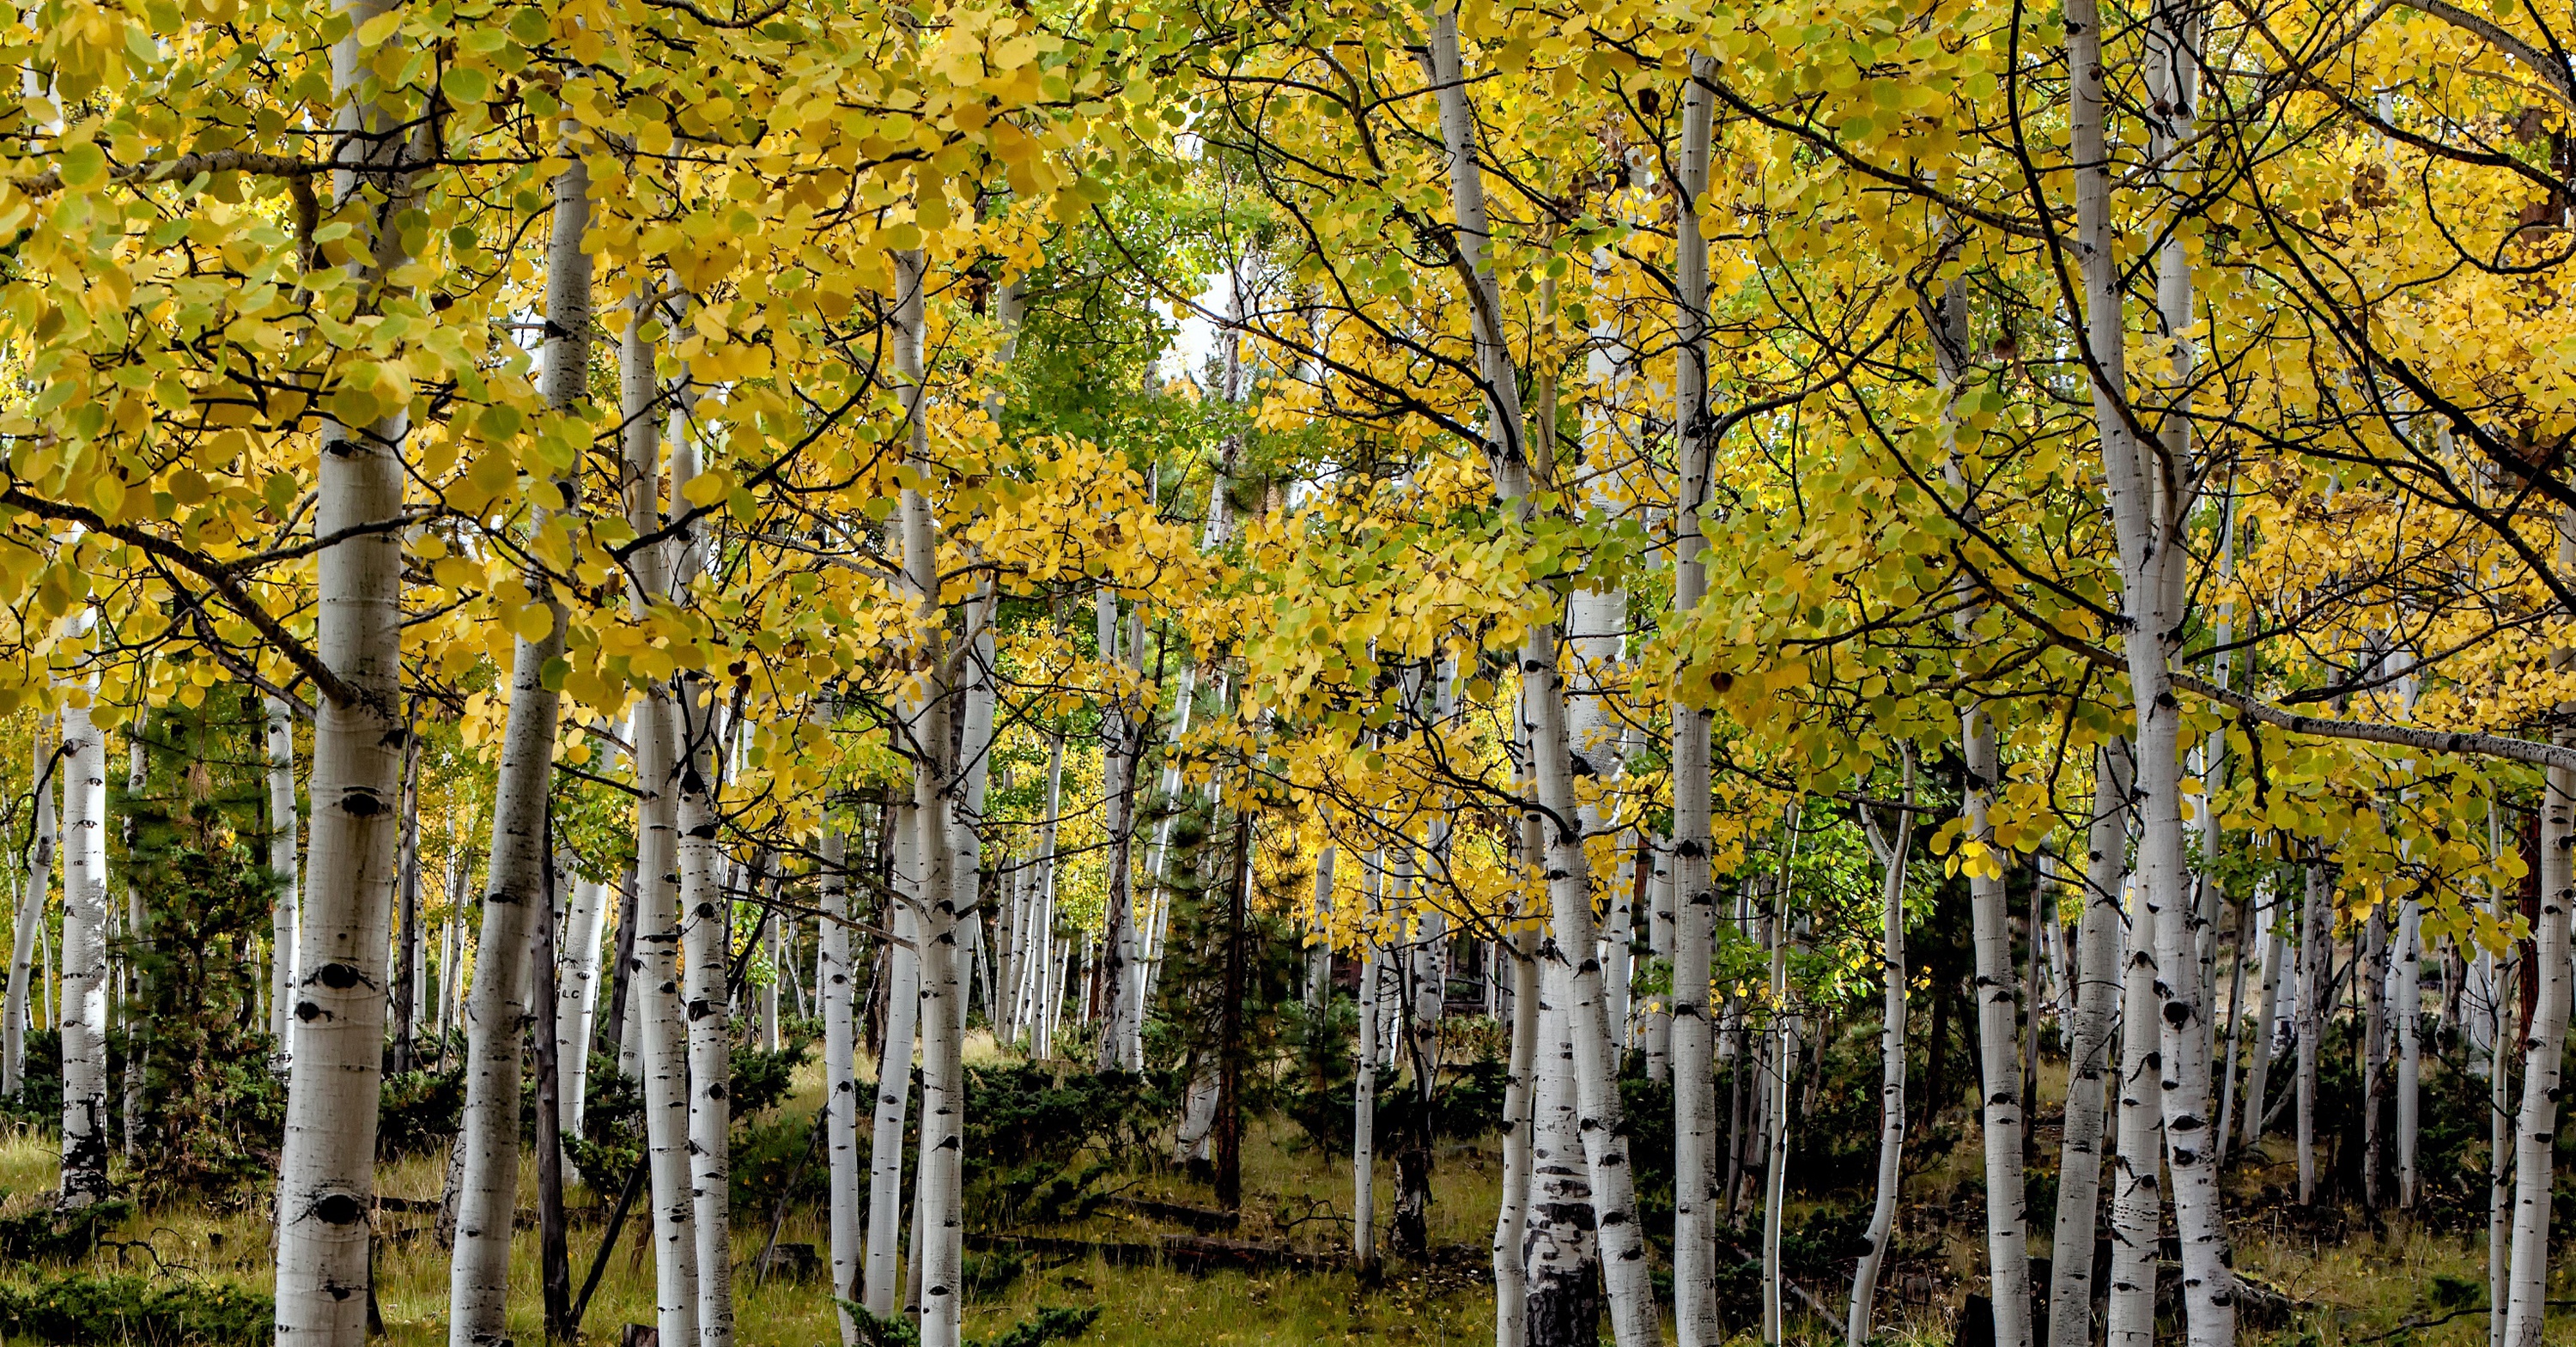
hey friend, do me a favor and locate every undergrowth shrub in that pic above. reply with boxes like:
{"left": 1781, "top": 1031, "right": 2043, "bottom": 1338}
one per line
{"left": 0, "top": 1273, "right": 270, "bottom": 1345}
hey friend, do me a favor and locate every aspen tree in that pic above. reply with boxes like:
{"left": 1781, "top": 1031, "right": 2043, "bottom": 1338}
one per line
{"left": 1491, "top": 922, "right": 1538, "bottom": 1347}
{"left": 2107, "top": 873, "right": 2165, "bottom": 1347}
{"left": 1845, "top": 753, "right": 1914, "bottom": 1347}
{"left": 621, "top": 292, "right": 699, "bottom": 1347}
{"left": 821, "top": 821, "right": 860, "bottom": 1344}
{"left": 448, "top": 141, "right": 589, "bottom": 1347}
{"left": 5, "top": 715, "right": 53, "bottom": 1096}
{"left": 2502, "top": 521, "right": 2576, "bottom": 1347}
{"left": 864, "top": 821, "right": 921, "bottom": 1317}
{"left": 271, "top": 3, "right": 423, "bottom": 1336}
{"left": 1667, "top": 52, "right": 1722, "bottom": 1347}
{"left": 2047, "top": 743, "right": 2131, "bottom": 1347}
{"left": 1425, "top": 15, "right": 1654, "bottom": 1338}
{"left": 55, "top": 681, "right": 106, "bottom": 1209}
{"left": 263, "top": 699, "right": 299, "bottom": 1063}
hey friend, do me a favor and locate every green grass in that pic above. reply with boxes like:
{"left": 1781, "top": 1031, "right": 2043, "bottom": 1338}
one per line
{"left": 0, "top": 1039, "right": 2554, "bottom": 1345}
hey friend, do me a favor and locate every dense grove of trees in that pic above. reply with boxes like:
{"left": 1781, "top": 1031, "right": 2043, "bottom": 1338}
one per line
{"left": 0, "top": 0, "right": 2567, "bottom": 1343}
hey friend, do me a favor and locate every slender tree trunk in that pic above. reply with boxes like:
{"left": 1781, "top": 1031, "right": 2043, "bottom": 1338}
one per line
{"left": 820, "top": 819, "right": 861, "bottom": 1340}
{"left": 2362, "top": 904, "right": 2388, "bottom": 1210}
{"left": 2487, "top": 808, "right": 2512, "bottom": 1347}
{"left": 2108, "top": 868, "right": 2165, "bottom": 1347}
{"left": 447, "top": 143, "right": 586, "bottom": 1345}
{"left": 1306, "top": 842, "right": 1335, "bottom": 1012}
{"left": 558, "top": 871, "right": 607, "bottom": 1139}
{"left": 864, "top": 828, "right": 920, "bottom": 1319}
{"left": 1492, "top": 925, "right": 1539, "bottom": 1347}
{"left": 2502, "top": 749, "right": 2573, "bottom": 1347}
{"left": 268, "top": 14, "right": 422, "bottom": 1333}
{"left": 1353, "top": 925, "right": 1378, "bottom": 1265}
{"left": 2244, "top": 877, "right": 2283, "bottom": 1150}
{"left": 1645, "top": 839, "right": 1673, "bottom": 1084}
{"left": 2297, "top": 851, "right": 2324, "bottom": 1203}
{"left": 675, "top": 685, "right": 734, "bottom": 1347}
{"left": 1762, "top": 865, "right": 1793, "bottom": 1347}
{"left": 2214, "top": 880, "right": 2254, "bottom": 1168}
{"left": 1667, "top": 49, "right": 1722, "bottom": 1347}
{"left": 56, "top": 689, "right": 107, "bottom": 1210}
{"left": 264, "top": 701, "right": 300, "bottom": 1065}
{"left": 534, "top": 843, "right": 573, "bottom": 1343}
{"left": 8, "top": 715, "right": 56, "bottom": 1096}
{"left": 2392, "top": 894, "right": 2421, "bottom": 1208}
{"left": 2049, "top": 742, "right": 2133, "bottom": 1347}
{"left": 1523, "top": 961, "right": 1601, "bottom": 1347}
{"left": 617, "top": 289, "right": 699, "bottom": 1347}
{"left": 1846, "top": 761, "right": 1915, "bottom": 1347}
{"left": 1935, "top": 261, "right": 2031, "bottom": 1347}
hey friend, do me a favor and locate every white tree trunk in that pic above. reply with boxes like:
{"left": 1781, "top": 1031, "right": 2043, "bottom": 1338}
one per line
{"left": 2242, "top": 877, "right": 2282, "bottom": 1150}
{"left": 2503, "top": 754, "right": 2573, "bottom": 1347}
{"left": 263, "top": 701, "right": 300, "bottom": 1068}
{"left": 821, "top": 824, "right": 860, "bottom": 1341}
{"left": 2296, "top": 852, "right": 2324, "bottom": 1203}
{"left": 675, "top": 691, "right": 734, "bottom": 1347}
{"left": 558, "top": 873, "right": 607, "bottom": 1137}
{"left": 1352, "top": 929, "right": 1378, "bottom": 1264}
{"left": 1522, "top": 961, "right": 1599, "bottom": 1347}
{"left": 2392, "top": 894, "right": 2421, "bottom": 1207}
{"left": 633, "top": 695, "right": 701, "bottom": 1347}
{"left": 445, "top": 142, "right": 586, "bottom": 1344}
{"left": 2485, "top": 804, "right": 2512, "bottom": 1347}
{"left": 270, "top": 8, "right": 418, "bottom": 1338}
{"left": 1961, "top": 701, "right": 2031, "bottom": 1347}
{"left": 864, "top": 832, "right": 920, "bottom": 1319}
{"left": 7, "top": 714, "right": 56, "bottom": 1097}
{"left": 1667, "top": 106, "right": 1720, "bottom": 1313}
{"left": 56, "top": 689, "right": 108, "bottom": 1209}
{"left": 2047, "top": 743, "right": 2132, "bottom": 1347}
{"left": 1491, "top": 925, "right": 1538, "bottom": 1347}
{"left": 1643, "top": 840, "right": 1673, "bottom": 1085}
{"left": 1846, "top": 758, "right": 1915, "bottom": 1347}
{"left": 2108, "top": 867, "right": 2166, "bottom": 1347}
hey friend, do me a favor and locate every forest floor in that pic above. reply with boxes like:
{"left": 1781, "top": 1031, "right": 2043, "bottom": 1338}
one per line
{"left": 0, "top": 1035, "right": 2541, "bottom": 1346}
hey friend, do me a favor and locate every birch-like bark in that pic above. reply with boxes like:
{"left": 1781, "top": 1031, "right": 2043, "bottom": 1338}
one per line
{"left": 6, "top": 715, "right": 54, "bottom": 1096}
{"left": 2502, "top": 746, "right": 2574, "bottom": 1347}
{"left": 1667, "top": 50, "right": 1722, "bottom": 1347}
{"left": 1352, "top": 920, "right": 1378, "bottom": 1265}
{"left": 557, "top": 871, "right": 606, "bottom": 1138}
{"left": 1644, "top": 839, "right": 1673, "bottom": 1083}
{"left": 1305, "top": 841, "right": 1336, "bottom": 1011}
{"left": 1094, "top": 590, "right": 1143, "bottom": 1073}
{"left": 1927, "top": 256, "right": 2032, "bottom": 1347}
{"left": 1522, "top": 960, "right": 1601, "bottom": 1347}
{"left": 863, "top": 822, "right": 920, "bottom": 1318}
{"left": 2048, "top": 742, "right": 2133, "bottom": 1347}
{"left": 2362, "top": 905, "right": 2388, "bottom": 1209}
{"left": 617, "top": 290, "right": 699, "bottom": 1347}
{"left": 821, "top": 822, "right": 861, "bottom": 1340}
{"left": 2392, "top": 892, "right": 2421, "bottom": 1207}
{"left": 2486, "top": 805, "right": 2512, "bottom": 1347}
{"left": 2296, "top": 852, "right": 2325, "bottom": 1203}
{"left": 674, "top": 689, "right": 733, "bottom": 1347}
{"left": 2074, "top": 0, "right": 2233, "bottom": 1327}
{"left": 1492, "top": 924, "right": 1539, "bottom": 1347}
{"left": 1845, "top": 755, "right": 1914, "bottom": 1347}
{"left": 1423, "top": 17, "right": 1652, "bottom": 1338}
{"left": 2107, "top": 870, "right": 2165, "bottom": 1347}
{"left": 56, "top": 689, "right": 107, "bottom": 1209}
{"left": 271, "top": 9, "right": 418, "bottom": 1338}
{"left": 2243, "top": 877, "right": 2282, "bottom": 1149}
{"left": 264, "top": 700, "right": 301, "bottom": 1064}
{"left": 447, "top": 154, "right": 587, "bottom": 1347}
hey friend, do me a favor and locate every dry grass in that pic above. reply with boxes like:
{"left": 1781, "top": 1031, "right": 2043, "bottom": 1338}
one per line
{"left": 0, "top": 1040, "right": 2555, "bottom": 1345}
